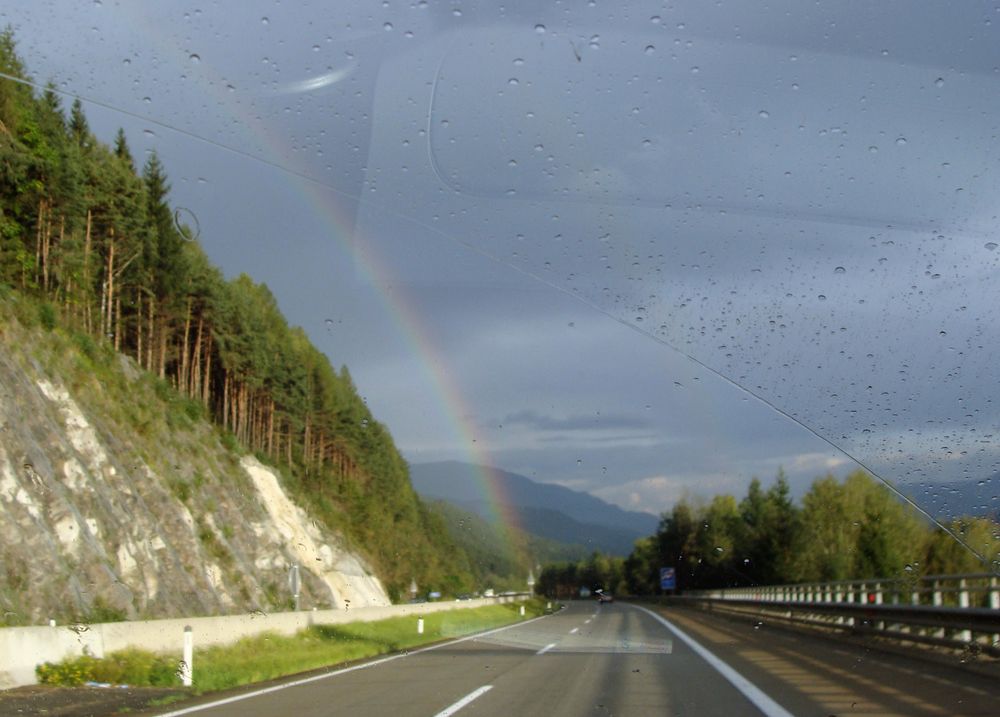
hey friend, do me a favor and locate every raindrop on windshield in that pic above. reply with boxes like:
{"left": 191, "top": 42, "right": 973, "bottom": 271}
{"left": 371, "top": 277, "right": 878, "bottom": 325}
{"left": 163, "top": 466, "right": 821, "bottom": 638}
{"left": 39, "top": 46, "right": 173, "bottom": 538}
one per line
{"left": 383, "top": 22, "right": 393, "bottom": 32}
{"left": 758, "top": 110, "right": 770, "bottom": 119}
{"left": 534, "top": 24, "right": 546, "bottom": 34}
{"left": 895, "top": 137, "right": 907, "bottom": 146}
{"left": 834, "top": 266, "right": 846, "bottom": 274}
{"left": 189, "top": 53, "right": 201, "bottom": 64}
{"left": 934, "top": 77, "right": 944, "bottom": 87}
{"left": 984, "top": 242, "right": 997, "bottom": 251}
{"left": 173, "top": 207, "right": 201, "bottom": 242}
{"left": 644, "top": 45, "right": 655, "bottom": 55}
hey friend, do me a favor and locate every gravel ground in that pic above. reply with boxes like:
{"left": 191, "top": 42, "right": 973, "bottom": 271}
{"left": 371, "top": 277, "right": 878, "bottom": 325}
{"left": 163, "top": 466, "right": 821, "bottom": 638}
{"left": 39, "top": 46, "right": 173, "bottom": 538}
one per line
{"left": 0, "top": 685, "right": 188, "bottom": 716}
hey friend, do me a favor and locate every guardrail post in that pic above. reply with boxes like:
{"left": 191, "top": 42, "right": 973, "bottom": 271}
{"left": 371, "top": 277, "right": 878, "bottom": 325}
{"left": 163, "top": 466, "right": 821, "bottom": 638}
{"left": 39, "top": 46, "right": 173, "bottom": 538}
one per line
{"left": 181, "top": 625, "right": 193, "bottom": 687}
{"left": 874, "top": 583, "right": 885, "bottom": 631}
{"left": 835, "top": 587, "right": 844, "bottom": 624}
{"left": 846, "top": 585, "right": 855, "bottom": 627}
{"left": 990, "top": 576, "right": 999, "bottom": 648}
{"left": 933, "top": 580, "right": 945, "bottom": 638}
{"left": 958, "top": 578, "right": 971, "bottom": 643}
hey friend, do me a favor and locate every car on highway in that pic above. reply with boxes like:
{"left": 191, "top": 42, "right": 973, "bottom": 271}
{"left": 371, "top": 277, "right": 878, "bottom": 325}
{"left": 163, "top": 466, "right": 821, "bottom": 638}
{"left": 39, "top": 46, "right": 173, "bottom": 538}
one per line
{"left": 3, "top": 2, "right": 998, "bottom": 716}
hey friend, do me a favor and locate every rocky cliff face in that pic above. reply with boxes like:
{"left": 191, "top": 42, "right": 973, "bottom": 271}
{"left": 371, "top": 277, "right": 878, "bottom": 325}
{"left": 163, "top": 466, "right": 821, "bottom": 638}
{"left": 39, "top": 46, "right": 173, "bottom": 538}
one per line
{"left": 0, "top": 307, "right": 388, "bottom": 625}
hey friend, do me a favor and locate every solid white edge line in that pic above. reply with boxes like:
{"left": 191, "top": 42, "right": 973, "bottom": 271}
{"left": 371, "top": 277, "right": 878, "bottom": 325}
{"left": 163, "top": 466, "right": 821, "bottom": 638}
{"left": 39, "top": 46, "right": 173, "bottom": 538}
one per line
{"left": 156, "top": 613, "right": 549, "bottom": 717}
{"left": 629, "top": 604, "right": 794, "bottom": 717}
{"left": 433, "top": 685, "right": 493, "bottom": 717}
{"left": 535, "top": 642, "right": 557, "bottom": 655}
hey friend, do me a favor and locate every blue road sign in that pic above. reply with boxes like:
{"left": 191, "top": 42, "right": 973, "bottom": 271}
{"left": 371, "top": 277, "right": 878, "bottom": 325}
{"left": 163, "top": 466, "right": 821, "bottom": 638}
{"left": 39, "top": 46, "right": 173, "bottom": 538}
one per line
{"left": 659, "top": 566, "right": 676, "bottom": 591}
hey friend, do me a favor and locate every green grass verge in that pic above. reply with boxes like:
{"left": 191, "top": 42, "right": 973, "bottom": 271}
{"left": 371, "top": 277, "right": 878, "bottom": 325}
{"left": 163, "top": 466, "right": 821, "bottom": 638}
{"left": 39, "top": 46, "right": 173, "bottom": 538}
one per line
{"left": 37, "top": 600, "right": 548, "bottom": 693}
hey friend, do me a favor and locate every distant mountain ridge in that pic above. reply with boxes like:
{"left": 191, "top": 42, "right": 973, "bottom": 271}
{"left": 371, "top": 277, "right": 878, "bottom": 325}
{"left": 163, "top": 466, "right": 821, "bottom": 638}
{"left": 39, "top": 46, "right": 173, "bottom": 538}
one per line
{"left": 410, "top": 461, "right": 659, "bottom": 556}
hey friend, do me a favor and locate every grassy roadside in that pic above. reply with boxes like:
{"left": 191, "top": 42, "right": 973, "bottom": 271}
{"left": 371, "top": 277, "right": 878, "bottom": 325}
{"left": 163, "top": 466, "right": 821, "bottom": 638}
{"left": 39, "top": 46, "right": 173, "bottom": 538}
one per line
{"left": 37, "top": 600, "right": 549, "bottom": 694}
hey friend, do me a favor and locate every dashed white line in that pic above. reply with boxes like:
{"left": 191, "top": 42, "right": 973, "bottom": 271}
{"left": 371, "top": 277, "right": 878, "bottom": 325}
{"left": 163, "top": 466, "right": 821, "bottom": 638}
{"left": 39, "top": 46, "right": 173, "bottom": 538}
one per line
{"left": 433, "top": 685, "right": 493, "bottom": 717}
{"left": 536, "top": 642, "right": 557, "bottom": 655}
{"left": 569, "top": 627, "right": 579, "bottom": 634}
{"left": 584, "top": 618, "right": 592, "bottom": 624}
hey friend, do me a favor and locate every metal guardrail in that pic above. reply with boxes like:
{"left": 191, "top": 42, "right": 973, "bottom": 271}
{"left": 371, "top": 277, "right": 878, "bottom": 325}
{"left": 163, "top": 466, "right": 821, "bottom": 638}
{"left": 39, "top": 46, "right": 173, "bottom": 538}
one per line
{"left": 678, "top": 573, "right": 1000, "bottom": 656}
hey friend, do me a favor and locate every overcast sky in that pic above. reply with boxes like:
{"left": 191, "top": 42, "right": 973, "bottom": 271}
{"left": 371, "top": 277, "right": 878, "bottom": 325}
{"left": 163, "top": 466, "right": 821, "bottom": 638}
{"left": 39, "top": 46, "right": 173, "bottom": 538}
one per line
{"left": 6, "top": 1, "right": 1000, "bottom": 516}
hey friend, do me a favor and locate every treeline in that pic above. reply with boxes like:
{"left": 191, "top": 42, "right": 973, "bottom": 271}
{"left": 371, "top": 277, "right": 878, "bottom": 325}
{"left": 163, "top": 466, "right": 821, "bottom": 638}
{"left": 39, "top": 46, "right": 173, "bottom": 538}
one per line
{"left": 537, "top": 470, "right": 999, "bottom": 597}
{"left": 0, "top": 30, "right": 472, "bottom": 599}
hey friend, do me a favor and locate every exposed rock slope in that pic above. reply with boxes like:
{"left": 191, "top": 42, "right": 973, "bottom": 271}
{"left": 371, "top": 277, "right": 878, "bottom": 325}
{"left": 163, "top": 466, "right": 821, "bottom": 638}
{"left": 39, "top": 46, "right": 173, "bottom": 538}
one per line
{"left": 0, "top": 306, "right": 388, "bottom": 625}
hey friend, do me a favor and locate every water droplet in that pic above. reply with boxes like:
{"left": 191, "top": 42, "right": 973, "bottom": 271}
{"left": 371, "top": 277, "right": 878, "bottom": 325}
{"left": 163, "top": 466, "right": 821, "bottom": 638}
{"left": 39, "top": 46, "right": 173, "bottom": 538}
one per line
{"left": 189, "top": 53, "right": 201, "bottom": 64}
{"left": 142, "top": 96, "right": 152, "bottom": 104}
{"left": 143, "top": 128, "right": 156, "bottom": 138}
{"left": 534, "top": 24, "right": 546, "bottom": 34}
{"left": 173, "top": 208, "right": 201, "bottom": 242}
{"left": 513, "top": 57, "right": 524, "bottom": 66}
{"left": 383, "top": 22, "right": 393, "bottom": 31}
{"left": 122, "top": 58, "right": 131, "bottom": 66}
{"left": 312, "top": 44, "right": 320, "bottom": 52}
{"left": 934, "top": 77, "right": 944, "bottom": 88}
{"left": 758, "top": 109, "right": 769, "bottom": 119}
{"left": 868, "top": 145, "right": 878, "bottom": 153}
{"left": 507, "top": 159, "right": 517, "bottom": 167}
{"left": 650, "top": 15, "right": 661, "bottom": 24}
{"left": 984, "top": 242, "right": 997, "bottom": 251}
{"left": 644, "top": 45, "right": 655, "bottom": 55}
{"left": 895, "top": 136, "right": 907, "bottom": 146}
{"left": 261, "top": 16, "right": 269, "bottom": 25}
{"left": 817, "top": 294, "right": 827, "bottom": 301}
{"left": 508, "top": 77, "right": 519, "bottom": 85}
{"left": 690, "top": 66, "right": 700, "bottom": 74}
{"left": 834, "top": 266, "right": 846, "bottom": 274}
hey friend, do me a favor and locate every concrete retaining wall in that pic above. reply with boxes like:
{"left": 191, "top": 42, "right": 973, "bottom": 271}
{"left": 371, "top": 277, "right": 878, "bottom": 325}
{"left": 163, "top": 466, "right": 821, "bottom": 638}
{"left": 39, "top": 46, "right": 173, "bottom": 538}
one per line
{"left": 0, "top": 595, "right": 525, "bottom": 689}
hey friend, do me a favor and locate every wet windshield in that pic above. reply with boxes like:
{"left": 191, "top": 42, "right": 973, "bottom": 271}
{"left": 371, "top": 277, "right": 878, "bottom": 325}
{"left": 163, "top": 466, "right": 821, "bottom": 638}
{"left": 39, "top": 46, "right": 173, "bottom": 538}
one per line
{"left": 1, "top": 2, "right": 998, "bottom": 716}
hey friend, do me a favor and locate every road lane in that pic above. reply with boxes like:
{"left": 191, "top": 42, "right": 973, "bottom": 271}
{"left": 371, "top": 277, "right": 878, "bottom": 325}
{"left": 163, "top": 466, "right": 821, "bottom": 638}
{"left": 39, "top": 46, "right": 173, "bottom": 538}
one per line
{"left": 655, "top": 604, "right": 1000, "bottom": 717}
{"left": 151, "top": 600, "right": 1000, "bottom": 716}
{"left": 155, "top": 602, "right": 775, "bottom": 717}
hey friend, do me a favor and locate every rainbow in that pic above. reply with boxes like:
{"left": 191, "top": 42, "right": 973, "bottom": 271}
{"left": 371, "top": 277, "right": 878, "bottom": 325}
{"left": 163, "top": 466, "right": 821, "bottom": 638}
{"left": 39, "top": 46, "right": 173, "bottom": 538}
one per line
{"left": 88, "top": 10, "right": 527, "bottom": 553}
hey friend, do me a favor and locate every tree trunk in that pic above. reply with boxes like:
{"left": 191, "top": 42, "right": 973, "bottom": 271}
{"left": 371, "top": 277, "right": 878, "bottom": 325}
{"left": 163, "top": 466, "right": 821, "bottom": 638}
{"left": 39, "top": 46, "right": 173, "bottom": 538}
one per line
{"left": 179, "top": 297, "right": 192, "bottom": 395}
{"left": 191, "top": 312, "right": 203, "bottom": 398}
{"left": 201, "top": 333, "right": 212, "bottom": 407}
{"left": 136, "top": 291, "right": 143, "bottom": 363}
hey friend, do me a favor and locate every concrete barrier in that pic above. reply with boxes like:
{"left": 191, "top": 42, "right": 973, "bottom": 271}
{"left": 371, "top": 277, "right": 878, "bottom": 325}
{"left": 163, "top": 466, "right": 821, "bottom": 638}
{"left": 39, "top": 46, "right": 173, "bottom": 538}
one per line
{"left": 0, "top": 595, "right": 526, "bottom": 689}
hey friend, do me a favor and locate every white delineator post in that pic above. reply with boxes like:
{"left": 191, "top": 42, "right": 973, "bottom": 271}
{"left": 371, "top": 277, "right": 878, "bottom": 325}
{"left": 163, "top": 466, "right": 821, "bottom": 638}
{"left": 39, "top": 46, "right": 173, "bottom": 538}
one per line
{"left": 417, "top": 618, "right": 424, "bottom": 634}
{"left": 181, "top": 626, "right": 193, "bottom": 687}
{"left": 519, "top": 605, "right": 525, "bottom": 617}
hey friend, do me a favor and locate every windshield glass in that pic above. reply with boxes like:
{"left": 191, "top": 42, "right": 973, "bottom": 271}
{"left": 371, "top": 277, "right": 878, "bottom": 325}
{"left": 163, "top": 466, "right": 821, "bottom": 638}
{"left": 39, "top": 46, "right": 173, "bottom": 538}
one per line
{"left": 1, "top": 2, "right": 998, "bottom": 715}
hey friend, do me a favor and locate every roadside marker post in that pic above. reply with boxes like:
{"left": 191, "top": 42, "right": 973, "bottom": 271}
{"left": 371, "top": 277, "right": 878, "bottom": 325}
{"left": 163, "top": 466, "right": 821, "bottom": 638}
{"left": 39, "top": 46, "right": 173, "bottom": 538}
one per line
{"left": 519, "top": 605, "right": 525, "bottom": 617}
{"left": 181, "top": 626, "right": 193, "bottom": 687}
{"left": 417, "top": 618, "right": 424, "bottom": 634}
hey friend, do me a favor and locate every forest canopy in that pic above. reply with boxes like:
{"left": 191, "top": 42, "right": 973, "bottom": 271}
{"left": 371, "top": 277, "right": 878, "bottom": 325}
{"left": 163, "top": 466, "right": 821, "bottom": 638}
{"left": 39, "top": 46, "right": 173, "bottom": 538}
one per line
{"left": 537, "top": 470, "right": 999, "bottom": 598}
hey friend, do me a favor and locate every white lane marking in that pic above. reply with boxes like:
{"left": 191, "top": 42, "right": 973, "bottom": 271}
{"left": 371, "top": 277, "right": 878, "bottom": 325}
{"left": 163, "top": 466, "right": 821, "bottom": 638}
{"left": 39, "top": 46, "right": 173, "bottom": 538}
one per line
{"left": 569, "top": 627, "right": 579, "bottom": 634}
{"left": 433, "top": 685, "right": 493, "bottom": 717}
{"left": 630, "top": 604, "right": 794, "bottom": 717}
{"left": 584, "top": 619, "right": 592, "bottom": 624}
{"left": 536, "top": 642, "right": 557, "bottom": 655}
{"left": 156, "top": 614, "right": 549, "bottom": 716}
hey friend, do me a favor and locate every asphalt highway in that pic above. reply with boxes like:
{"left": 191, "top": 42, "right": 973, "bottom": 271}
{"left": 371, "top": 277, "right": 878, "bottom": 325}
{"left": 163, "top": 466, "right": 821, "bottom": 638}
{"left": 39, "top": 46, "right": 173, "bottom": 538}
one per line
{"left": 153, "top": 602, "right": 999, "bottom": 717}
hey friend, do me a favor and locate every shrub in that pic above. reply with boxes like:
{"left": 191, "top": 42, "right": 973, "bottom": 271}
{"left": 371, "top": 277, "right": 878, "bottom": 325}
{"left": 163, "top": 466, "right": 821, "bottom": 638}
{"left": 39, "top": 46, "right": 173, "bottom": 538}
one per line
{"left": 37, "top": 302, "right": 56, "bottom": 330}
